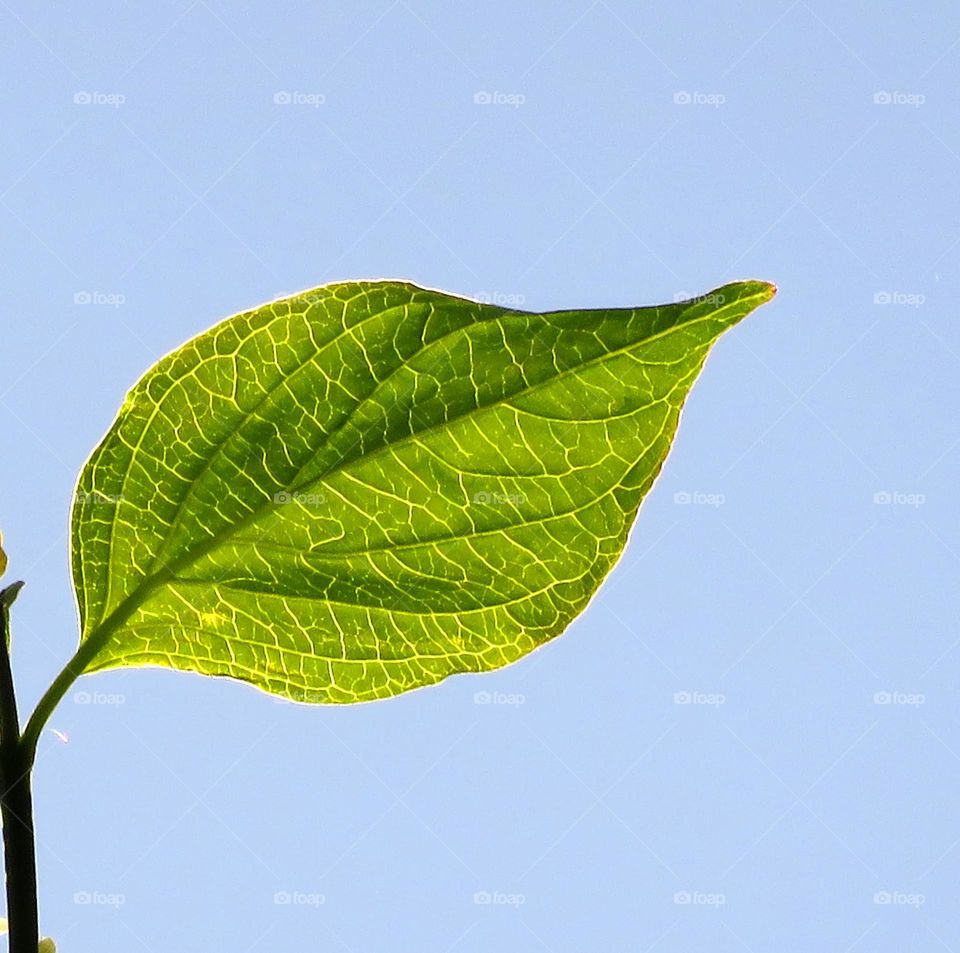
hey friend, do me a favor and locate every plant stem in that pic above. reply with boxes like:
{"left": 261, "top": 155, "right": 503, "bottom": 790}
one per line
{"left": 0, "top": 584, "right": 39, "bottom": 952}
{"left": 20, "top": 580, "right": 157, "bottom": 766}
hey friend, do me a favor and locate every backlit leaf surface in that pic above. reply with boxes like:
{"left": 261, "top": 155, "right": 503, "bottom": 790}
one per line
{"left": 71, "top": 280, "right": 775, "bottom": 702}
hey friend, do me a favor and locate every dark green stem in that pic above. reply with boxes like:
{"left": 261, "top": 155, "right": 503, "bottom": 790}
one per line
{"left": 0, "top": 583, "right": 39, "bottom": 953}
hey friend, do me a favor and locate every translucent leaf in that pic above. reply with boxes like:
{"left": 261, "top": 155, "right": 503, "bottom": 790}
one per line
{"left": 70, "top": 280, "right": 775, "bottom": 702}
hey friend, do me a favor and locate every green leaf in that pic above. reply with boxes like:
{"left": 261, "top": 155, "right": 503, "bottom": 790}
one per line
{"left": 1, "top": 580, "right": 25, "bottom": 610}
{"left": 69, "top": 280, "right": 774, "bottom": 703}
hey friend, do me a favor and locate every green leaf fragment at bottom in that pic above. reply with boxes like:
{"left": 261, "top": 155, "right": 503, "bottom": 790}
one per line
{"left": 70, "top": 279, "right": 776, "bottom": 703}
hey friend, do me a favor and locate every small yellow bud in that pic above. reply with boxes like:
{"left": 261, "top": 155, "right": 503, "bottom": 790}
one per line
{"left": 0, "top": 531, "right": 7, "bottom": 578}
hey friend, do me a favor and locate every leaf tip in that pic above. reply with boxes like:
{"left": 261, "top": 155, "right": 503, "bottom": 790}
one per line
{"left": 0, "top": 580, "right": 25, "bottom": 609}
{"left": 734, "top": 278, "right": 777, "bottom": 303}
{"left": 725, "top": 278, "right": 778, "bottom": 318}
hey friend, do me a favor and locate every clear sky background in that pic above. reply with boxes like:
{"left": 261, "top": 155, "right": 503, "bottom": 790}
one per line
{"left": 1, "top": 2, "right": 958, "bottom": 951}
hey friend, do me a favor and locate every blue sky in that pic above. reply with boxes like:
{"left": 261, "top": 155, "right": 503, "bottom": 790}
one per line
{"left": 1, "top": 1, "right": 959, "bottom": 950}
